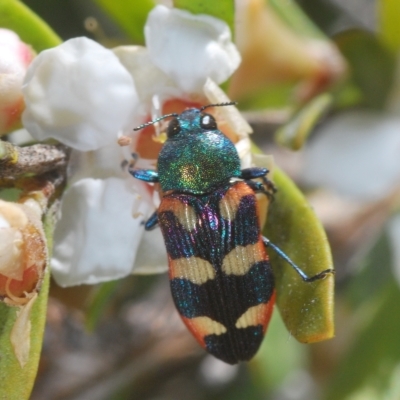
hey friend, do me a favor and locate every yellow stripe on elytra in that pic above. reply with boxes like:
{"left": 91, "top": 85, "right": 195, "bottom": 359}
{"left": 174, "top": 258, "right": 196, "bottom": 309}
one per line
{"left": 219, "top": 189, "right": 241, "bottom": 221}
{"left": 188, "top": 316, "right": 227, "bottom": 336}
{"left": 235, "top": 303, "right": 270, "bottom": 329}
{"left": 221, "top": 243, "right": 265, "bottom": 276}
{"left": 170, "top": 257, "right": 216, "bottom": 284}
{"left": 219, "top": 181, "right": 254, "bottom": 221}
{"left": 159, "top": 198, "right": 198, "bottom": 231}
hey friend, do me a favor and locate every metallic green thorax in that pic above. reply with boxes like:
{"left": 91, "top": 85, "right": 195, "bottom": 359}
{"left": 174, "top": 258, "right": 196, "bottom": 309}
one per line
{"left": 158, "top": 109, "right": 241, "bottom": 194}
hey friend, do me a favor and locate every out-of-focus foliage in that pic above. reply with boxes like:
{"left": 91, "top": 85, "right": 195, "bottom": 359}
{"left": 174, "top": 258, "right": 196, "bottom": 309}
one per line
{"left": 174, "top": 0, "right": 235, "bottom": 34}
{"left": 0, "top": 0, "right": 61, "bottom": 50}
{"left": 92, "top": 0, "right": 154, "bottom": 44}
{"left": 379, "top": 0, "right": 400, "bottom": 52}
{"left": 335, "top": 29, "right": 396, "bottom": 109}
{"left": 326, "top": 228, "right": 400, "bottom": 400}
{"left": 275, "top": 93, "right": 333, "bottom": 150}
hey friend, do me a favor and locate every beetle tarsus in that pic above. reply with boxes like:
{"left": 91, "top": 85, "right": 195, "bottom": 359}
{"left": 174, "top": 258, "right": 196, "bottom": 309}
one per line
{"left": 240, "top": 167, "right": 276, "bottom": 201}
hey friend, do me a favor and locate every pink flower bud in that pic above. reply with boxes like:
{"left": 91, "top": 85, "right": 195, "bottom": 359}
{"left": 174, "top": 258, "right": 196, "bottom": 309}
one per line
{"left": 0, "top": 29, "right": 35, "bottom": 135}
{"left": 0, "top": 200, "right": 47, "bottom": 305}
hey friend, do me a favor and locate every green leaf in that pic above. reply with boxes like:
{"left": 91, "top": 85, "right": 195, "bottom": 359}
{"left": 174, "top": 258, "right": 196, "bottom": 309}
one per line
{"left": 334, "top": 29, "right": 396, "bottom": 110}
{"left": 295, "top": 0, "right": 354, "bottom": 36}
{"left": 331, "top": 81, "right": 364, "bottom": 109}
{"left": 264, "top": 167, "right": 335, "bottom": 343}
{"left": 237, "top": 82, "right": 295, "bottom": 111}
{"left": 0, "top": 269, "right": 49, "bottom": 400}
{"left": 379, "top": 0, "right": 400, "bottom": 53}
{"left": 173, "top": 0, "right": 235, "bottom": 35}
{"left": 345, "top": 228, "right": 393, "bottom": 309}
{"left": 269, "top": 0, "right": 326, "bottom": 40}
{"left": 251, "top": 311, "right": 307, "bottom": 391}
{"left": 275, "top": 93, "right": 333, "bottom": 150}
{"left": 85, "top": 280, "right": 120, "bottom": 332}
{"left": 0, "top": 0, "right": 61, "bottom": 52}
{"left": 0, "top": 189, "right": 21, "bottom": 202}
{"left": 325, "top": 282, "right": 400, "bottom": 400}
{"left": 0, "top": 201, "right": 57, "bottom": 399}
{"left": 92, "top": 0, "right": 154, "bottom": 44}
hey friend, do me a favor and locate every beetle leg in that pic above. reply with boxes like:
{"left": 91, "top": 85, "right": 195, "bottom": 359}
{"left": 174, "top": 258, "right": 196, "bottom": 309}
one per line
{"left": 245, "top": 179, "right": 276, "bottom": 202}
{"left": 130, "top": 169, "right": 159, "bottom": 183}
{"left": 262, "top": 237, "right": 335, "bottom": 282}
{"left": 240, "top": 167, "right": 276, "bottom": 200}
{"left": 143, "top": 211, "right": 159, "bottom": 231}
{"left": 259, "top": 175, "right": 277, "bottom": 195}
{"left": 240, "top": 167, "right": 268, "bottom": 180}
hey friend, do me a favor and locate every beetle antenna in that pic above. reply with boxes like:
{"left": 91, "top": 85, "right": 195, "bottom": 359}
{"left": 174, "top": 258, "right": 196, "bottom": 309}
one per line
{"left": 200, "top": 101, "right": 238, "bottom": 111}
{"left": 133, "top": 113, "right": 179, "bottom": 131}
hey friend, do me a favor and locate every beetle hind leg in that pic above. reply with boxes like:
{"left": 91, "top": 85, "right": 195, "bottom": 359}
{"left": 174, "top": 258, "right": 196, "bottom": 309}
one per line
{"left": 262, "top": 237, "right": 335, "bottom": 282}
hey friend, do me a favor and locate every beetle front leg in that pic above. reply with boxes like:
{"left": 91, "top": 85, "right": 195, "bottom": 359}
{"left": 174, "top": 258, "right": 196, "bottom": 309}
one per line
{"left": 262, "top": 237, "right": 335, "bottom": 282}
{"left": 144, "top": 211, "right": 159, "bottom": 231}
{"left": 240, "top": 167, "right": 268, "bottom": 180}
{"left": 240, "top": 167, "right": 276, "bottom": 200}
{"left": 129, "top": 169, "right": 159, "bottom": 183}
{"left": 130, "top": 170, "right": 159, "bottom": 229}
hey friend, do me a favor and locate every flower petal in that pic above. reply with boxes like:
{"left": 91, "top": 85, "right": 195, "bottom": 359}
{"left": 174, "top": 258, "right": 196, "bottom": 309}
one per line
{"left": 145, "top": 5, "right": 241, "bottom": 93}
{"left": 133, "top": 228, "right": 168, "bottom": 274}
{"left": 22, "top": 37, "right": 138, "bottom": 151}
{"left": 51, "top": 177, "right": 152, "bottom": 286}
{"left": 67, "top": 141, "right": 127, "bottom": 185}
{"left": 113, "top": 45, "right": 181, "bottom": 111}
{"left": 303, "top": 111, "right": 400, "bottom": 201}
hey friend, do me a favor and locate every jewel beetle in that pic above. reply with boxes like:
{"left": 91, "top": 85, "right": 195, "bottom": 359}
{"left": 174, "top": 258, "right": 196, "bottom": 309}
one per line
{"left": 130, "top": 102, "right": 333, "bottom": 364}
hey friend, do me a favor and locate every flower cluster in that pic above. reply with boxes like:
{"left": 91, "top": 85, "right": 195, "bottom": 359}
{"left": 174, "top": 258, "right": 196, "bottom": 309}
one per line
{"left": 16, "top": 5, "right": 271, "bottom": 287}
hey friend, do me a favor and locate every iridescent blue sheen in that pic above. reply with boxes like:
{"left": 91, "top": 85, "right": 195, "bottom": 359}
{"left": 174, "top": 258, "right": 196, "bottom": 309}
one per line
{"left": 169, "top": 258, "right": 273, "bottom": 364}
{"left": 159, "top": 182, "right": 274, "bottom": 363}
{"left": 170, "top": 261, "right": 273, "bottom": 320}
{"left": 158, "top": 185, "right": 260, "bottom": 262}
{"left": 158, "top": 109, "right": 241, "bottom": 194}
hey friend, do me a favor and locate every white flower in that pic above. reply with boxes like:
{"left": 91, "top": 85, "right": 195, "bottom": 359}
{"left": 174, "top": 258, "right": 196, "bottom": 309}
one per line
{"left": 20, "top": 6, "right": 261, "bottom": 287}
{"left": 22, "top": 37, "right": 139, "bottom": 151}
{"left": 51, "top": 177, "right": 166, "bottom": 285}
{"left": 145, "top": 5, "right": 241, "bottom": 93}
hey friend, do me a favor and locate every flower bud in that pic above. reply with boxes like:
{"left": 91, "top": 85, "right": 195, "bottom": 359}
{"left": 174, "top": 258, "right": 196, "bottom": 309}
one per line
{"left": 0, "top": 29, "right": 35, "bottom": 135}
{"left": 229, "top": 0, "right": 346, "bottom": 102}
{"left": 0, "top": 200, "right": 47, "bottom": 305}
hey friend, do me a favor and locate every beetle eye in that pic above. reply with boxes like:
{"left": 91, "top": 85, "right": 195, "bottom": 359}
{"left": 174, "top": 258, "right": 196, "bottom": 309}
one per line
{"left": 167, "top": 118, "right": 181, "bottom": 138}
{"left": 200, "top": 113, "right": 217, "bottom": 130}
